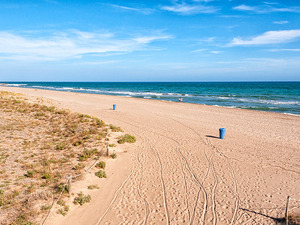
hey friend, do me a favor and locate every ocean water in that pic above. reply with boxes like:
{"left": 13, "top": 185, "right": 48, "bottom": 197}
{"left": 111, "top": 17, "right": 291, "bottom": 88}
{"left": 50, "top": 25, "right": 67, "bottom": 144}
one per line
{"left": 3, "top": 82, "right": 300, "bottom": 115}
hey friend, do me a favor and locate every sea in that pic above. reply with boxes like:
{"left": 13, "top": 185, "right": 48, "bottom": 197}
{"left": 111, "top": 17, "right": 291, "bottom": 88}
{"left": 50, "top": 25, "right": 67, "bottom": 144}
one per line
{"left": 3, "top": 82, "right": 300, "bottom": 116}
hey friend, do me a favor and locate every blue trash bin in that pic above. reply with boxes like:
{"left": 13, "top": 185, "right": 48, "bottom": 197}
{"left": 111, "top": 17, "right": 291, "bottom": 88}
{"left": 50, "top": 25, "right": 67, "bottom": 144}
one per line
{"left": 219, "top": 128, "right": 225, "bottom": 139}
{"left": 113, "top": 104, "right": 116, "bottom": 110}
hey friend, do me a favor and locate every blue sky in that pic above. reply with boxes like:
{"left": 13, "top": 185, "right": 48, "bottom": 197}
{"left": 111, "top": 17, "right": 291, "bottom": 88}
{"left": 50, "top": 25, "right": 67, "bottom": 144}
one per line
{"left": 0, "top": 0, "right": 300, "bottom": 81}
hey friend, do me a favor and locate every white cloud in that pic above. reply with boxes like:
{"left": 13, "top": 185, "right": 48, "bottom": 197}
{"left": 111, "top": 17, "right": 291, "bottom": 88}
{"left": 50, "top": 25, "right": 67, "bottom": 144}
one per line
{"left": 191, "top": 49, "right": 222, "bottom": 54}
{"left": 210, "top": 51, "right": 222, "bottom": 54}
{"left": 0, "top": 30, "right": 171, "bottom": 61}
{"left": 233, "top": 4, "right": 256, "bottom": 11}
{"left": 161, "top": 3, "right": 218, "bottom": 15}
{"left": 273, "top": 20, "right": 289, "bottom": 24}
{"left": 109, "top": 4, "right": 153, "bottom": 14}
{"left": 229, "top": 30, "right": 300, "bottom": 46}
{"left": 191, "top": 49, "right": 207, "bottom": 53}
{"left": 268, "top": 48, "right": 300, "bottom": 52}
{"left": 233, "top": 4, "right": 300, "bottom": 13}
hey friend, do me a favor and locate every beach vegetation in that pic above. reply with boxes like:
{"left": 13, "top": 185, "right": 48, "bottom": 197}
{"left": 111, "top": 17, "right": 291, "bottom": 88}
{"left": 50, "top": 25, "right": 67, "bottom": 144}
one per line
{"left": 55, "top": 143, "right": 66, "bottom": 150}
{"left": 57, "top": 199, "right": 65, "bottom": 206}
{"left": 117, "top": 134, "right": 136, "bottom": 144}
{"left": 41, "top": 205, "right": 51, "bottom": 211}
{"left": 95, "top": 170, "right": 107, "bottom": 178}
{"left": 73, "top": 163, "right": 85, "bottom": 170}
{"left": 79, "top": 148, "right": 98, "bottom": 161}
{"left": 42, "top": 173, "right": 52, "bottom": 181}
{"left": 111, "top": 153, "right": 117, "bottom": 159}
{"left": 56, "top": 205, "right": 69, "bottom": 216}
{"left": 73, "top": 192, "right": 91, "bottom": 205}
{"left": 95, "top": 161, "right": 106, "bottom": 169}
{"left": 88, "top": 185, "right": 99, "bottom": 190}
{"left": 0, "top": 91, "right": 125, "bottom": 224}
{"left": 25, "top": 171, "right": 35, "bottom": 178}
{"left": 109, "top": 124, "right": 123, "bottom": 132}
{"left": 11, "top": 214, "right": 39, "bottom": 225}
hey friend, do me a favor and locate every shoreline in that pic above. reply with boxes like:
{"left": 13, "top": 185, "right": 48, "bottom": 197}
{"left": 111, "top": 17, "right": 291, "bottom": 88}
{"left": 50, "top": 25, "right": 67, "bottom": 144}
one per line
{"left": 1, "top": 84, "right": 299, "bottom": 117}
{"left": 1, "top": 85, "right": 299, "bottom": 224}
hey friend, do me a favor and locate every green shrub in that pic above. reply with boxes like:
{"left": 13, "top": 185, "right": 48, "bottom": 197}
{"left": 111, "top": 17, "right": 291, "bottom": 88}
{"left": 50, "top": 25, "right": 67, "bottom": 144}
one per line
{"left": 95, "top": 132, "right": 106, "bottom": 140}
{"left": 118, "top": 134, "right": 136, "bottom": 144}
{"left": 109, "top": 124, "right": 123, "bottom": 132}
{"left": 0, "top": 190, "right": 4, "bottom": 206}
{"left": 42, "top": 173, "right": 52, "bottom": 180}
{"left": 55, "top": 143, "right": 65, "bottom": 150}
{"left": 12, "top": 214, "right": 39, "bottom": 225}
{"left": 73, "top": 163, "right": 85, "bottom": 170}
{"left": 55, "top": 183, "right": 69, "bottom": 193}
{"left": 79, "top": 148, "right": 98, "bottom": 161}
{"left": 87, "top": 185, "right": 99, "bottom": 190}
{"left": 72, "top": 139, "right": 83, "bottom": 146}
{"left": 95, "top": 161, "right": 106, "bottom": 169}
{"left": 94, "top": 118, "right": 106, "bottom": 127}
{"left": 56, "top": 205, "right": 69, "bottom": 216}
{"left": 95, "top": 170, "right": 107, "bottom": 178}
{"left": 41, "top": 205, "right": 51, "bottom": 210}
{"left": 111, "top": 153, "right": 117, "bottom": 159}
{"left": 25, "top": 171, "right": 35, "bottom": 178}
{"left": 73, "top": 192, "right": 91, "bottom": 205}
{"left": 57, "top": 199, "right": 65, "bottom": 206}
{"left": 109, "top": 143, "right": 116, "bottom": 147}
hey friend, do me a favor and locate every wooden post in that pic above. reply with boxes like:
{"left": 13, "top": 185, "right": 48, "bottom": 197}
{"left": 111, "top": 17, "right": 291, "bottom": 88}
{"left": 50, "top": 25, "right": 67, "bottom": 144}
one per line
{"left": 285, "top": 196, "right": 290, "bottom": 225}
{"left": 68, "top": 176, "right": 72, "bottom": 194}
{"left": 106, "top": 144, "right": 109, "bottom": 157}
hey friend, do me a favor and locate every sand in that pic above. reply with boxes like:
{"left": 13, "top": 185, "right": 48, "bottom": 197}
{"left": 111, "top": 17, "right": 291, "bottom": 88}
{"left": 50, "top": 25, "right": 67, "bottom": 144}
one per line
{"left": 0, "top": 86, "right": 299, "bottom": 225}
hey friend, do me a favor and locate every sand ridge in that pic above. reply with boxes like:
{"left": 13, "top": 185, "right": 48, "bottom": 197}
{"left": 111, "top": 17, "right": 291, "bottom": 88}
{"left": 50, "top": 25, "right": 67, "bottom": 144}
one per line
{"left": 0, "top": 86, "right": 299, "bottom": 225}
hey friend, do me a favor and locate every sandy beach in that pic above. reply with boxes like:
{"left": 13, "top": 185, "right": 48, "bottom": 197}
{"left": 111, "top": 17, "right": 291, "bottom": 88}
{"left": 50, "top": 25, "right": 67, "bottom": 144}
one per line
{"left": 0, "top": 86, "right": 299, "bottom": 225}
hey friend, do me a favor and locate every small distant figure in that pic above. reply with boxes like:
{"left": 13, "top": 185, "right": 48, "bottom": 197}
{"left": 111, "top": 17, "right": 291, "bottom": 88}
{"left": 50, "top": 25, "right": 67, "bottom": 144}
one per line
{"left": 179, "top": 97, "right": 183, "bottom": 102}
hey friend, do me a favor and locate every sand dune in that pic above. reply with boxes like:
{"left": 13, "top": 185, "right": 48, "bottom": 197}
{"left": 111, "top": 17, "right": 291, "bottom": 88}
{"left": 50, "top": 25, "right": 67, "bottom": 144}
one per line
{"left": 1, "top": 86, "right": 299, "bottom": 225}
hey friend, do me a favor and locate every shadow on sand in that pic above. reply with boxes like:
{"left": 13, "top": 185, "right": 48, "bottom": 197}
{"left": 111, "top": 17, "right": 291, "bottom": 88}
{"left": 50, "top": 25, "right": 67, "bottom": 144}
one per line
{"left": 240, "top": 208, "right": 286, "bottom": 224}
{"left": 206, "top": 135, "right": 219, "bottom": 139}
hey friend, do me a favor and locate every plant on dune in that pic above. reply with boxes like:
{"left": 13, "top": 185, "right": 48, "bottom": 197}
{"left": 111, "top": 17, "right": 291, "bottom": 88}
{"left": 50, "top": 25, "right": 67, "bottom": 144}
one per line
{"left": 0, "top": 91, "right": 127, "bottom": 224}
{"left": 95, "top": 170, "right": 107, "bottom": 178}
{"left": 73, "top": 192, "right": 91, "bottom": 206}
{"left": 56, "top": 205, "right": 69, "bottom": 216}
{"left": 109, "top": 124, "right": 123, "bottom": 132}
{"left": 111, "top": 153, "right": 117, "bottom": 159}
{"left": 78, "top": 148, "right": 98, "bottom": 161}
{"left": 87, "top": 185, "right": 99, "bottom": 190}
{"left": 95, "top": 161, "right": 106, "bottom": 169}
{"left": 117, "top": 134, "right": 136, "bottom": 144}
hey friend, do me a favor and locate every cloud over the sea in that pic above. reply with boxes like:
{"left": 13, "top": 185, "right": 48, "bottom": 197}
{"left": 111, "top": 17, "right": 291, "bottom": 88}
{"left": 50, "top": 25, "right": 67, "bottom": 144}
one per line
{"left": 0, "top": 30, "right": 171, "bottom": 61}
{"left": 229, "top": 29, "right": 300, "bottom": 46}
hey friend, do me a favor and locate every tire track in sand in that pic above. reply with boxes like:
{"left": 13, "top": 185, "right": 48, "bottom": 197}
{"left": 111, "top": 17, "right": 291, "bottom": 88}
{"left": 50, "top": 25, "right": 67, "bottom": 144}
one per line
{"left": 146, "top": 138, "right": 170, "bottom": 225}
{"left": 206, "top": 139, "right": 240, "bottom": 225}
{"left": 167, "top": 118, "right": 218, "bottom": 225}
{"left": 136, "top": 147, "right": 150, "bottom": 225}
{"left": 156, "top": 132, "right": 209, "bottom": 225}
{"left": 109, "top": 116, "right": 171, "bottom": 224}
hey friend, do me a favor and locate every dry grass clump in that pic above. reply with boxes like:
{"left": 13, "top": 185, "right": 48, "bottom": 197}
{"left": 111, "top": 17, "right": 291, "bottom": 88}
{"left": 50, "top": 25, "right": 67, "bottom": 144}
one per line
{"left": 95, "top": 161, "right": 106, "bottom": 169}
{"left": 109, "top": 124, "right": 123, "bottom": 132}
{"left": 118, "top": 134, "right": 136, "bottom": 144}
{"left": 73, "top": 192, "right": 91, "bottom": 205}
{"left": 0, "top": 91, "right": 111, "bottom": 224}
{"left": 95, "top": 170, "right": 107, "bottom": 178}
{"left": 87, "top": 184, "right": 99, "bottom": 190}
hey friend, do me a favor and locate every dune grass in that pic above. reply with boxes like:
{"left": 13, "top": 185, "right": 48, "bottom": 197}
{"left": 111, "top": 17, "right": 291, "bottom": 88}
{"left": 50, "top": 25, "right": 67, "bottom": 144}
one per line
{"left": 0, "top": 91, "right": 109, "bottom": 224}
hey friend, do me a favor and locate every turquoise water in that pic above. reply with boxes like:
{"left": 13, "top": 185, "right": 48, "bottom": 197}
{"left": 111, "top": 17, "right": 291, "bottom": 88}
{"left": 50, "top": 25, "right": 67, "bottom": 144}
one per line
{"left": 3, "top": 82, "right": 300, "bottom": 115}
